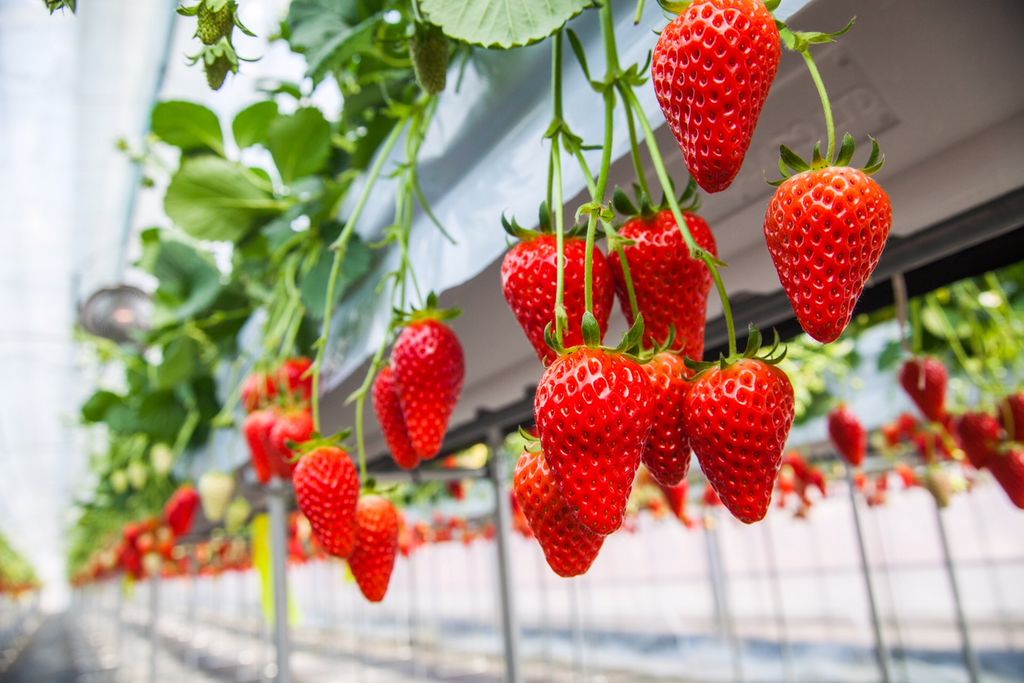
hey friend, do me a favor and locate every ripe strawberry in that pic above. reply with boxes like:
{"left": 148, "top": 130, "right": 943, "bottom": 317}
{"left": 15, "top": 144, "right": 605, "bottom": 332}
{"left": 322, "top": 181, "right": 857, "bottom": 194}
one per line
{"left": 652, "top": 0, "right": 781, "bottom": 193}
{"left": 899, "top": 357, "right": 948, "bottom": 422}
{"left": 347, "top": 496, "right": 399, "bottom": 602}
{"left": 990, "top": 449, "right": 1024, "bottom": 509}
{"left": 685, "top": 351, "right": 794, "bottom": 524}
{"left": 392, "top": 317, "right": 464, "bottom": 459}
{"left": 655, "top": 479, "right": 695, "bottom": 528}
{"left": 641, "top": 352, "right": 694, "bottom": 486}
{"left": 895, "top": 463, "right": 920, "bottom": 488}
{"left": 534, "top": 347, "right": 654, "bottom": 535}
{"left": 610, "top": 202, "right": 718, "bottom": 359}
{"left": 267, "top": 409, "right": 314, "bottom": 480}
{"left": 372, "top": 365, "right": 420, "bottom": 469}
{"left": 501, "top": 233, "right": 614, "bottom": 365}
{"left": 164, "top": 485, "right": 200, "bottom": 538}
{"left": 999, "top": 393, "right": 1024, "bottom": 442}
{"left": 244, "top": 409, "right": 276, "bottom": 483}
{"left": 276, "top": 357, "right": 313, "bottom": 403}
{"left": 293, "top": 446, "right": 360, "bottom": 558}
{"left": 957, "top": 412, "right": 1001, "bottom": 470}
{"left": 241, "top": 372, "right": 276, "bottom": 413}
{"left": 703, "top": 484, "right": 721, "bottom": 507}
{"left": 513, "top": 447, "right": 605, "bottom": 577}
{"left": 828, "top": 404, "right": 867, "bottom": 467}
{"left": 764, "top": 165, "right": 892, "bottom": 343}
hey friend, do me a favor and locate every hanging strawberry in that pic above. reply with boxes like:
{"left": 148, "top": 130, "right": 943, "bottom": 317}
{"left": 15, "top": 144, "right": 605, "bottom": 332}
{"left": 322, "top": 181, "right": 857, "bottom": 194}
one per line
{"left": 347, "top": 495, "right": 400, "bottom": 602}
{"left": 533, "top": 319, "right": 654, "bottom": 535}
{"left": 685, "top": 328, "right": 795, "bottom": 524}
{"left": 500, "top": 209, "right": 614, "bottom": 365}
{"left": 899, "top": 357, "right": 948, "bottom": 422}
{"left": 293, "top": 446, "right": 360, "bottom": 558}
{"left": 641, "top": 351, "right": 694, "bottom": 486}
{"left": 828, "top": 404, "right": 867, "bottom": 467}
{"left": 609, "top": 182, "right": 718, "bottom": 360}
{"left": 652, "top": 0, "right": 782, "bottom": 193}
{"left": 391, "top": 295, "right": 465, "bottom": 460}
{"left": 372, "top": 365, "right": 421, "bottom": 470}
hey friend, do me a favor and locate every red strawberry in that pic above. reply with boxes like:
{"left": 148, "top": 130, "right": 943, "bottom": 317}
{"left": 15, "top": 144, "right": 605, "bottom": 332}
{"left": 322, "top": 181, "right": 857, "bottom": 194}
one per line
{"left": 764, "top": 166, "right": 892, "bottom": 343}
{"left": 957, "top": 412, "right": 1001, "bottom": 470}
{"left": 164, "top": 485, "right": 199, "bottom": 538}
{"left": 652, "top": 0, "right": 781, "bottom": 193}
{"left": 513, "top": 447, "right": 605, "bottom": 577}
{"left": 372, "top": 365, "right": 420, "bottom": 469}
{"left": 392, "top": 317, "right": 464, "bottom": 459}
{"left": 610, "top": 207, "right": 718, "bottom": 359}
{"left": 828, "top": 404, "right": 867, "bottom": 467}
{"left": 267, "top": 409, "right": 314, "bottom": 480}
{"left": 534, "top": 347, "right": 654, "bottom": 535}
{"left": 899, "top": 357, "right": 948, "bottom": 422}
{"left": 501, "top": 234, "right": 614, "bottom": 365}
{"left": 999, "top": 393, "right": 1024, "bottom": 442}
{"left": 641, "top": 352, "right": 693, "bottom": 486}
{"left": 241, "top": 372, "right": 276, "bottom": 413}
{"left": 244, "top": 409, "right": 277, "bottom": 484}
{"left": 685, "top": 355, "right": 795, "bottom": 524}
{"left": 895, "top": 463, "right": 919, "bottom": 488}
{"left": 703, "top": 484, "right": 721, "bottom": 507}
{"left": 656, "top": 479, "right": 695, "bottom": 528}
{"left": 347, "top": 495, "right": 399, "bottom": 602}
{"left": 293, "top": 446, "right": 360, "bottom": 558}
{"left": 990, "top": 449, "right": 1024, "bottom": 509}
{"left": 276, "top": 357, "right": 313, "bottom": 403}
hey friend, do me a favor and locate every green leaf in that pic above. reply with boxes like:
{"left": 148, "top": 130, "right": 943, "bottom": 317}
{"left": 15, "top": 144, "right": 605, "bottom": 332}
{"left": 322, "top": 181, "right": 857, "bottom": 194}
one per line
{"left": 151, "top": 101, "right": 224, "bottom": 155}
{"left": 139, "top": 229, "right": 224, "bottom": 323}
{"left": 232, "top": 100, "right": 279, "bottom": 148}
{"left": 155, "top": 337, "right": 197, "bottom": 389}
{"left": 286, "top": 0, "right": 390, "bottom": 83}
{"left": 164, "top": 156, "right": 281, "bottom": 242}
{"left": 299, "top": 234, "right": 373, "bottom": 316}
{"left": 267, "top": 107, "right": 331, "bottom": 184}
{"left": 82, "top": 390, "right": 123, "bottom": 423}
{"left": 136, "top": 390, "right": 188, "bottom": 443}
{"left": 419, "top": 0, "right": 588, "bottom": 48}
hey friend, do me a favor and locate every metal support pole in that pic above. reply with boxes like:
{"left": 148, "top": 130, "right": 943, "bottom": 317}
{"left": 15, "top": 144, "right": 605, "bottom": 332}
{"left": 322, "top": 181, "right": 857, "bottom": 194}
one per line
{"left": 934, "top": 502, "right": 982, "bottom": 683}
{"left": 703, "top": 513, "right": 743, "bottom": 683}
{"left": 487, "top": 428, "right": 522, "bottom": 683}
{"left": 148, "top": 574, "right": 160, "bottom": 683}
{"left": 845, "top": 467, "right": 892, "bottom": 683}
{"left": 267, "top": 477, "right": 292, "bottom": 683}
{"left": 762, "top": 520, "right": 795, "bottom": 683}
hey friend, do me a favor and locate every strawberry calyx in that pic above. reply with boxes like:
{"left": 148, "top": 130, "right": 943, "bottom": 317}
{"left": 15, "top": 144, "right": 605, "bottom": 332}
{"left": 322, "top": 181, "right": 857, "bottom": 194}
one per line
{"left": 774, "top": 16, "right": 854, "bottom": 55}
{"left": 612, "top": 177, "right": 700, "bottom": 223}
{"left": 685, "top": 324, "right": 786, "bottom": 377}
{"left": 288, "top": 430, "right": 352, "bottom": 460}
{"left": 545, "top": 311, "right": 649, "bottom": 362}
{"left": 392, "top": 292, "right": 461, "bottom": 327}
{"left": 770, "top": 134, "right": 884, "bottom": 186}
{"left": 501, "top": 202, "right": 586, "bottom": 241}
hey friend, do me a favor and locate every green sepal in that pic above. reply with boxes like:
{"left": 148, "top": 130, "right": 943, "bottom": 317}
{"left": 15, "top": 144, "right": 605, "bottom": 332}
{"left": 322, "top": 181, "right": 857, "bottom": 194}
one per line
{"left": 566, "top": 29, "right": 593, "bottom": 85}
{"left": 657, "top": 0, "right": 692, "bottom": 15}
{"left": 863, "top": 136, "right": 885, "bottom": 175}
{"left": 394, "top": 292, "right": 461, "bottom": 327}
{"left": 764, "top": 0, "right": 782, "bottom": 11}
{"left": 811, "top": 142, "right": 826, "bottom": 169}
{"left": 614, "top": 313, "right": 646, "bottom": 355}
{"left": 518, "top": 426, "right": 541, "bottom": 446}
{"left": 286, "top": 429, "right": 353, "bottom": 462}
{"left": 177, "top": 3, "right": 200, "bottom": 16}
{"left": 543, "top": 320, "right": 567, "bottom": 358}
{"left": 779, "top": 145, "right": 810, "bottom": 174}
{"left": 581, "top": 311, "right": 602, "bottom": 347}
{"left": 538, "top": 201, "right": 552, "bottom": 231}
{"left": 835, "top": 133, "right": 857, "bottom": 167}
{"left": 613, "top": 187, "right": 639, "bottom": 217}
{"left": 778, "top": 17, "right": 855, "bottom": 53}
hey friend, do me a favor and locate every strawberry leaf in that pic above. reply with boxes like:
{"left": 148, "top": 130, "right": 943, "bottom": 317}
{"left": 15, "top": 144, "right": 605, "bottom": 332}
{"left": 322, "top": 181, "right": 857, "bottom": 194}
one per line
{"left": 419, "top": 0, "right": 589, "bottom": 49}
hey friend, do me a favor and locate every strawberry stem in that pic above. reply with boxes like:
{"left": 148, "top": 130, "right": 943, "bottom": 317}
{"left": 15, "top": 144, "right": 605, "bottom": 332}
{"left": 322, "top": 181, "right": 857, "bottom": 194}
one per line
{"left": 551, "top": 32, "right": 569, "bottom": 343}
{"left": 619, "top": 85, "right": 738, "bottom": 357}
{"left": 622, "top": 97, "right": 651, "bottom": 199}
{"left": 312, "top": 115, "right": 408, "bottom": 433}
{"left": 799, "top": 49, "right": 836, "bottom": 164}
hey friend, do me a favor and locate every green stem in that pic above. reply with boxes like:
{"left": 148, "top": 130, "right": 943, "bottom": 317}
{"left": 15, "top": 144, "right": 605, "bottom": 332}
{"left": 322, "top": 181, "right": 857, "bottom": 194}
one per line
{"left": 551, "top": 33, "right": 568, "bottom": 342}
{"left": 800, "top": 49, "right": 836, "bottom": 163}
{"left": 621, "top": 85, "right": 737, "bottom": 357}
{"left": 312, "top": 118, "right": 407, "bottom": 433}
{"left": 607, "top": 226, "right": 640, "bottom": 322}
{"left": 584, "top": 88, "right": 615, "bottom": 318}
{"left": 622, "top": 94, "right": 651, "bottom": 198}
{"left": 352, "top": 339, "right": 390, "bottom": 482}
{"left": 633, "top": 0, "right": 646, "bottom": 25}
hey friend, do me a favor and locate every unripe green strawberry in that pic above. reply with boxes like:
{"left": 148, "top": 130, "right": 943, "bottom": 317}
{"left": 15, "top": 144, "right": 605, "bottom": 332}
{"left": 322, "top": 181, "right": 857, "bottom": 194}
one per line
{"left": 410, "top": 24, "right": 449, "bottom": 95}
{"left": 206, "top": 54, "right": 232, "bottom": 90}
{"left": 197, "top": 0, "right": 233, "bottom": 45}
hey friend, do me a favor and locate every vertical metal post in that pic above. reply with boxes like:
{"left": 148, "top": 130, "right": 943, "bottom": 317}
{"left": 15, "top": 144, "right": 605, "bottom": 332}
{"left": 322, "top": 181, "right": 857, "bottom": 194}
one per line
{"left": 845, "top": 467, "right": 892, "bottom": 683}
{"left": 703, "top": 513, "right": 743, "bottom": 683}
{"left": 267, "top": 477, "right": 292, "bottom": 683}
{"left": 762, "top": 520, "right": 795, "bottom": 683}
{"left": 148, "top": 574, "right": 160, "bottom": 683}
{"left": 487, "top": 428, "right": 522, "bottom": 683}
{"left": 934, "top": 502, "right": 981, "bottom": 683}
